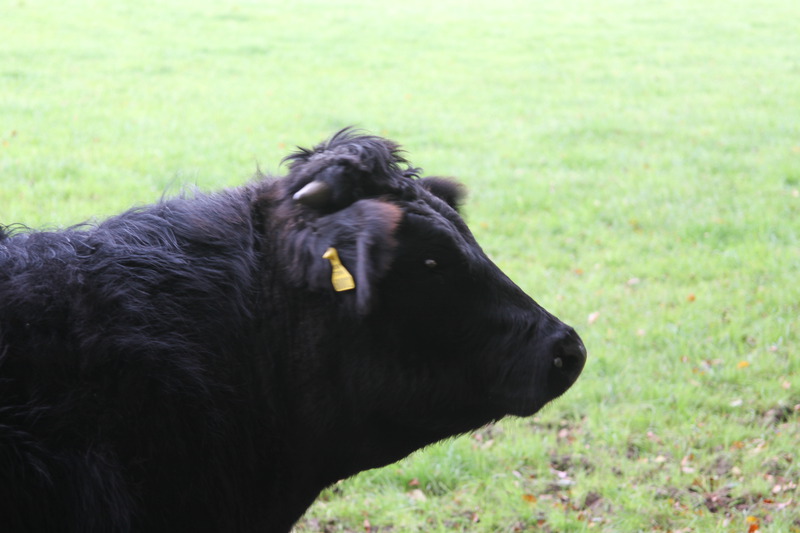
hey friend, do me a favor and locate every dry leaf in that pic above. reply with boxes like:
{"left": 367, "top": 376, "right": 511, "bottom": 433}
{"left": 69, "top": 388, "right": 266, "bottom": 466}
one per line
{"left": 407, "top": 489, "right": 427, "bottom": 502}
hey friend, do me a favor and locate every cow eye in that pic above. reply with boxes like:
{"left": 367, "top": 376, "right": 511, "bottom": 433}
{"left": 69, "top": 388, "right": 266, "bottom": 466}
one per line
{"left": 424, "top": 259, "right": 437, "bottom": 269}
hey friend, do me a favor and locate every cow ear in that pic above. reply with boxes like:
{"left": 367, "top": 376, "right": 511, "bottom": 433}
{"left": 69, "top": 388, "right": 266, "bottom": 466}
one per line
{"left": 419, "top": 177, "right": 466, "bottom": 212}
{"left": 282, "top": 199, "right": 402, "bottom": 314}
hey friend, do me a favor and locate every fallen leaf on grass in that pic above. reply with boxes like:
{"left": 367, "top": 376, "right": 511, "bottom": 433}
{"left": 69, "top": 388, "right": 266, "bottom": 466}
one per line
{"left": 407, "top": 489, "right": 426, "bottom": 502}
{"left": 647, "top": 431, "right": 663, "bottom": 444}
{"left": 522, "top": 493, "right": 537, "bottom": 504}
{"left": 763, "top": 498, "right": 795, "bottom": 510}
{"left": 738, "top": 361, "right": 751, "bottom": 369}
{"left": 557, "top": 427, "right": 575, "bottom": 442}
{"left": 772, "top": 481, "right": 798, "bottom": 493}
{"left": 751, "top": 439, "right": 768, "bottom": 454}
{"left": 583, "top": 492, "right": 602, "bottom": 509}
{"left": 587, "top": 311, "right": 600, "bottom": 325}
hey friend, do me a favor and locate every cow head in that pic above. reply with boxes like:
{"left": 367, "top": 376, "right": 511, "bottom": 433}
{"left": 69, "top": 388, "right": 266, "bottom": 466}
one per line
{"left": 265, "top": 129, "right": 585, "bottom": 478}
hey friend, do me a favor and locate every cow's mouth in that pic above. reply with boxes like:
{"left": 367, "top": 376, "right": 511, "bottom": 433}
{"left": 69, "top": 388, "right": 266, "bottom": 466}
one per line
{"left": 494, "top": 328, "right": 586, "bottom": 417}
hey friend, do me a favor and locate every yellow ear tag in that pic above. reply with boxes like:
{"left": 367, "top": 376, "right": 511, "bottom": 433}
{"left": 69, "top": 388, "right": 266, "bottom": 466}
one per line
{"left": 322, "top": 247, "right": 356, "bottom": 292}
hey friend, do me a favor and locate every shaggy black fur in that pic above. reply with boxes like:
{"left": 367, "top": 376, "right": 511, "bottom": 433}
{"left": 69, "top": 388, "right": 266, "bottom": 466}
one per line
{"left": 0, "top": 130, "right": 585, "bottom": 532}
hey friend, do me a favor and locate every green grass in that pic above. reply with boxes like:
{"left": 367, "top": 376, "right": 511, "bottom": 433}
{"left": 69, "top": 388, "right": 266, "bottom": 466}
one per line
{"left": 3, "top": 0, "right": 799, "bottom": 531}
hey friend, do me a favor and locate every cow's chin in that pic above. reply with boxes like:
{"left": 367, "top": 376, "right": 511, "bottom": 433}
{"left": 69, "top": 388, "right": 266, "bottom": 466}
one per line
{"left": 493, "top": 337, "right": 586, "bottom": 418}
{"left": 491, "top": 391, "right": 550, "bottom": 418}
{"left": 371, "top": 404, "right": 509, "bottom": 456}
{"left": 490, "top": 368, "right": 574, "bottom": 418}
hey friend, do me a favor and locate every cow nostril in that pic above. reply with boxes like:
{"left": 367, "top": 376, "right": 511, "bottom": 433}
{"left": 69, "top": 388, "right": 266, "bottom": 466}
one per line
{"left": 553, "top": 331, "right": 587, "bottom": 375}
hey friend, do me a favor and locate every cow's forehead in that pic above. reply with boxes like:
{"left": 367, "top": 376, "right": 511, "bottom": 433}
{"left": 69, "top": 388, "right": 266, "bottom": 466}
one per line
{"left": 404, "top": 180, "right": 468, "bottom": 229}
{"left": 392, "top": 182, "right": 479, "bottom": 256}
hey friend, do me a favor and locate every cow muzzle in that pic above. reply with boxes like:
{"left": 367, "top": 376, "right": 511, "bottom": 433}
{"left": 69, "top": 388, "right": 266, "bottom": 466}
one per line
{"left": 494, "top": 324, "right": 587, "bottom": 417}
{"left": 546, "top": 327, "right": 587, "bottom": 399}
{"left": 553, "top": 328, "right": 586, "bottom": 381}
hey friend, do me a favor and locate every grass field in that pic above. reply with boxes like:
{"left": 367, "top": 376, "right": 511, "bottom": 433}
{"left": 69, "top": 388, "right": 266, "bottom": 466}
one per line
{"left": 2, "top": 0, "right": 799, "bottom": 531}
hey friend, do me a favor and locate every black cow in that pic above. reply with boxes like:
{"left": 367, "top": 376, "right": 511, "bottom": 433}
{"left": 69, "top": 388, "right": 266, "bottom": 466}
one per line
{"left": 0, "top": 130, "right": 585, "bottom": 532}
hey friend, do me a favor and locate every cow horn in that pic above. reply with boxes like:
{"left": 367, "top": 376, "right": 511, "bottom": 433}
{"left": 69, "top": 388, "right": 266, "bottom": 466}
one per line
{"left": 293, "top": 180, "right": 332, "bottom": 208}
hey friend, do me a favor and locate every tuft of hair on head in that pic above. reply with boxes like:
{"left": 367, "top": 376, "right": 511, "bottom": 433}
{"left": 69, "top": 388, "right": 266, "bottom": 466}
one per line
{"left": 285, "top": 128, "right": 422, "bottom": 211}
{"left": 282, "top": 128, "right": 418, "bottom": 179}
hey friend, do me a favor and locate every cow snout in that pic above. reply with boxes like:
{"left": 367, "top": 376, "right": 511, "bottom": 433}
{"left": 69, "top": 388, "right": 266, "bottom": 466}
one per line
{"left": 549, "top": 328, "right": 586, "bottom": 393}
